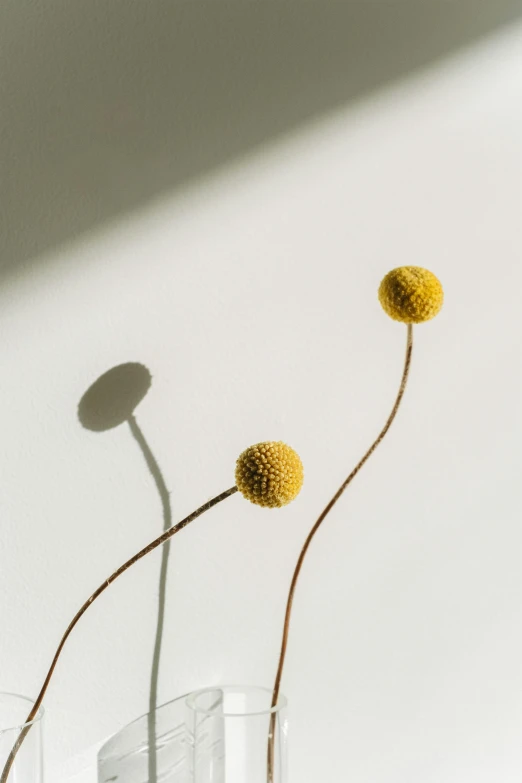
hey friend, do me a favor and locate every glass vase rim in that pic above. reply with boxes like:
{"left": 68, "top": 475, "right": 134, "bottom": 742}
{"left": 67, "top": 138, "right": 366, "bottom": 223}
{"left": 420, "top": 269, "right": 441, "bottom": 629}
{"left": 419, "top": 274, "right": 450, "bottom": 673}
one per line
{"left": 98, "top": 691, "right": 191, "bottom": 758}
{"left": 186, "top": 684, "right": 287, "bottom": 718}
{"left": 0, "top": 691, "right": 44, "bottom": 734}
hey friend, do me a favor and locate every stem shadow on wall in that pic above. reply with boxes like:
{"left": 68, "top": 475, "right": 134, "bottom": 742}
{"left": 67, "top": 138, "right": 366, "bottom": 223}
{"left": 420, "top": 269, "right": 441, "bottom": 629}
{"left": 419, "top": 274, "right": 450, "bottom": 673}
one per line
{"left": 78, "top": 362, "right": 172, "bottom": 783}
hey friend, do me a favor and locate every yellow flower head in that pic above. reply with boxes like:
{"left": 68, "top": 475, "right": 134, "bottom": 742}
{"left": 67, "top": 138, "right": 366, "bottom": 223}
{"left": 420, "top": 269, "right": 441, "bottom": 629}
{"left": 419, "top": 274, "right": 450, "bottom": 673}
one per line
{"left": 378, "top": 266, "right": 443, "bottom": 323}
{"left": 236, "top": 441, "right": 304, "bottom": 508}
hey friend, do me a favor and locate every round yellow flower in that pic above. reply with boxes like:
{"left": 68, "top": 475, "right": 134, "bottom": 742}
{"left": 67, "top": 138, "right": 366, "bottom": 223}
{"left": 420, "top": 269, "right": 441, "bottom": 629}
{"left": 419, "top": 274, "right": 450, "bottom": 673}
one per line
{"left": 236, "top": 441, "right": 304, "bottom": 508}
{"left": 378, "top": 266, "right": 443, "bottom": 323}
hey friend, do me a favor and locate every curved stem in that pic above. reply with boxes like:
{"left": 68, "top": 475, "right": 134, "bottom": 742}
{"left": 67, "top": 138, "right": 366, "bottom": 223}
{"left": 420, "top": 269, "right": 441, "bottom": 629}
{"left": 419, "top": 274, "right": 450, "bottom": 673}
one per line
{"left": 267, "top": 324, "right": 413, "bottom": 782}
{"left": 0, "top": 486, "right": 238, "bottom": 783}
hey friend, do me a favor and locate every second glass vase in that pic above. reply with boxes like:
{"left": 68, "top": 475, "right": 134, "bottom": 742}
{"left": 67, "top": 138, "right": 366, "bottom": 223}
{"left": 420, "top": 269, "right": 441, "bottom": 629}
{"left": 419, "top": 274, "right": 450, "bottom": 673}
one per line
{"left": 0, "top": 692, "right": 43, "bottom": 783}
{"left": 185, "top": 685, "right": 287, "bottom": 783}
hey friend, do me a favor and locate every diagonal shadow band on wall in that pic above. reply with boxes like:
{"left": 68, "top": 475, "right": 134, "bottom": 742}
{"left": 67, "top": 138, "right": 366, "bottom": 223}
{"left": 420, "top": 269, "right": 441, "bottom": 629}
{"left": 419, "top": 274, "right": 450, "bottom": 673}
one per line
{"left": 2, "top": 0, "right": 522, "bottom": 281}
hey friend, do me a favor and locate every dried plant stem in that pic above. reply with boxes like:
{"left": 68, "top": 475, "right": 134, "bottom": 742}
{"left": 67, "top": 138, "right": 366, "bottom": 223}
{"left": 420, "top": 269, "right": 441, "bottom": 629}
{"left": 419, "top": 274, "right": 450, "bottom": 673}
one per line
{"left": 267, "top": 324, "right": 413, "bottom": 782}
{"left": 0, "top": 486, "right": 238, "bottom": 783}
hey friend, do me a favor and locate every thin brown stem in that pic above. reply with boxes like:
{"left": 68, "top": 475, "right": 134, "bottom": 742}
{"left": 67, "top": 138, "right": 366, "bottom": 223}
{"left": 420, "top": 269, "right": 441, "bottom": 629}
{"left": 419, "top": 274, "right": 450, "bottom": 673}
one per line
{"left": 267, "top": 324, "right": 413, "bottom": 782}
{"left": 0, "top": 486, "right": 238, "bottom": 783}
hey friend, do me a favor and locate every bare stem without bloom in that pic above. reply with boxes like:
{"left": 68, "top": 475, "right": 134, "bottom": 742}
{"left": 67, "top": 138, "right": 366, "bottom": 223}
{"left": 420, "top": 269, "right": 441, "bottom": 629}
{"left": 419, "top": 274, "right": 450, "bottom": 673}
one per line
{"left": 0, "top": 486, "right": 238, "bottom": 783}
{"left": 267, "top": 324, "right": 413, "bottom": 782}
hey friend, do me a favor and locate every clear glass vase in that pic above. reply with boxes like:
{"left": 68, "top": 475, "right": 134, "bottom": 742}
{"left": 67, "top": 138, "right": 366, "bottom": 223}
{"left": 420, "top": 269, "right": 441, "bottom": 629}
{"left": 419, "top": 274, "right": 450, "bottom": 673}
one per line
{"left": 0, "top": 693, "right": 44, "bottom": 783}
{"left": 185, "top": 686, "right": 288, "bottom": 783}
{"left": 98, "top": 693, "right": 187, "bottom": 783}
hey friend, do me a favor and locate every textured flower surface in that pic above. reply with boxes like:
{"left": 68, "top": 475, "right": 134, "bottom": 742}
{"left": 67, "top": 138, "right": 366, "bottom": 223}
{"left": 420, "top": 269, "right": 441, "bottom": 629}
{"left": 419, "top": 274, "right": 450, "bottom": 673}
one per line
{"left": 236, "top": 441, "right": 304, "bottom": 508}
{"left": 378, "top": 266, "right": 443, "bottom": 323}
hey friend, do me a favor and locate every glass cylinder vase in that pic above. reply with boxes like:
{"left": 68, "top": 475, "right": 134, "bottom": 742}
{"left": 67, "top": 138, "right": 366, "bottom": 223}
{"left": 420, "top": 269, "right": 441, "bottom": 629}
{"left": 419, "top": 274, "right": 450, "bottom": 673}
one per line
{"left": 98, "top": 693, "right": 188, "bottom": 783}
{"left": 0, "top": 693, "right": 44, "bottom": 783}
{"left": 185, "top": 686, "right": 287, "bottom": 783}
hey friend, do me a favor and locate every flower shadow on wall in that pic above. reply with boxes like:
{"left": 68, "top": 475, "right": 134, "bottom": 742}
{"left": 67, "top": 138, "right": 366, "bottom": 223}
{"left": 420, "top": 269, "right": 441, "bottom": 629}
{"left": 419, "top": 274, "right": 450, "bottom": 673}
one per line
{"left": 78, "top": 362, "right": 171, "bottom": 783}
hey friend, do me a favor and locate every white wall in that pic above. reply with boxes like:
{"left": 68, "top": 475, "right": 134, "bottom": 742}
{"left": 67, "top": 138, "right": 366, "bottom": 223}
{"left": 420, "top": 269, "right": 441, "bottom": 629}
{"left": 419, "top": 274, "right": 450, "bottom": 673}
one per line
{"left": 1, "top": 21, "right": 522, "bottom": 783}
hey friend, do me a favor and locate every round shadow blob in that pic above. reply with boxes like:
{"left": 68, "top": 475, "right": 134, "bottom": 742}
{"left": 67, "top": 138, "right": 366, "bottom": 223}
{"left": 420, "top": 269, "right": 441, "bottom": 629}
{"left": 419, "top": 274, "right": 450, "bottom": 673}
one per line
{"left": 78, "top": 362, "right": 152, "bottom": 432}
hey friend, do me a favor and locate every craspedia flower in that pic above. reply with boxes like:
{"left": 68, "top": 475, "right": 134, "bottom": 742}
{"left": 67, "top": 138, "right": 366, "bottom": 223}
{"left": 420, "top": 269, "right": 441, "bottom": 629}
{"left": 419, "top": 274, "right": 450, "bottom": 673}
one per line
{"left": 378, "top": 266, "right": 443, "bottom": 323}
{"left": 235, "top": 441, "right": 304, "bottom": 508}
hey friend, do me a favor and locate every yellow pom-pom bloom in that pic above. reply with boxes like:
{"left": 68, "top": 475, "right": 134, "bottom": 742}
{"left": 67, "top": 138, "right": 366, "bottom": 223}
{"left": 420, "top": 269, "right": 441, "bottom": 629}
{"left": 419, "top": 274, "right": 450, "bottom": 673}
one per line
{"left": 378, "top": 266, "right": 443, "bottom": 323}
{"left": 235, "top": 441, "right": 304, "bottom": 508}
